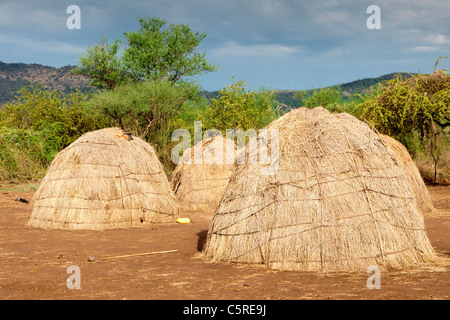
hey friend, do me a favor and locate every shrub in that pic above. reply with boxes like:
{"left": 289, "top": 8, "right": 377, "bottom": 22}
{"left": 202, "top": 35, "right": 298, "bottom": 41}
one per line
{"left": 85, "top": 79, "right": 201, "bottom": 173}
{"left": 295, "top": 86, "right": 344, "bottom": 111}
{"left": 0, "top": 84, "right": 98, "bottom": 149}
{"left": 0, "top": 127, "right": 60, "bottom": 181}
{"left": 295, "top": 85, "right": 376, "bottom": 119}
{"left": 204, "top": 78, "right": 278, "bottom": 133}
{"left": 360, "top": 67, "right": 450, "bottom": 184}
{"left": 360, "top": 70, "right": 449, "bottom": 140}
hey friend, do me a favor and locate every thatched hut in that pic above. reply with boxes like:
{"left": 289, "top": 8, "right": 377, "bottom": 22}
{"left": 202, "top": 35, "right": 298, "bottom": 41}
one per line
{"left": 202, "top": 107, "right": 436, "bottom": 271}
{"left": 171, "top": 135, "right": 237, "bottom": 213}
{"left": 380, "top": 134, "right": 435, "bottom": 215}
{"left": 28, "top": 128, "right": 178, "bottom": 230}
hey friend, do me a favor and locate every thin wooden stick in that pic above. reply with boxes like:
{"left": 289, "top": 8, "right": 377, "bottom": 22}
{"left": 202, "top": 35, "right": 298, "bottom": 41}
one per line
{"left": 98, "top": 249, "right": 178, "bottom": 261}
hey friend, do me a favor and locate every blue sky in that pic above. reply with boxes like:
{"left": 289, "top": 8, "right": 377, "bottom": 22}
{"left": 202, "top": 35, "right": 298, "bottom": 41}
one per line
{"left": 0, "top": 0, "right": 449, "bottom": 91}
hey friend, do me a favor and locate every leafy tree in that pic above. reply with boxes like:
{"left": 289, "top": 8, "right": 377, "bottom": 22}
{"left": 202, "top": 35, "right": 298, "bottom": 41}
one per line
{"left": 0, "top": 86, "right": 101, "bottom": 180}
{"left": 425, "top": 123, "right": 449, "bottom": 184}
{"left": 295, "top": 86, "right": 372, "bottom": 118}
{"left": 85, "top": 79, "right": 201, "bottom": 171}
{"left": 70, "top": 37, "right": 127, "bottom": 90}
{"left": 0, "top": 127, "right": 61, "bottom": 181}
{"left": 123, "top": 17, "right": 218, "bottom": 82}
{"left": 71, "top": 17, "right": 218, "bottom": 89}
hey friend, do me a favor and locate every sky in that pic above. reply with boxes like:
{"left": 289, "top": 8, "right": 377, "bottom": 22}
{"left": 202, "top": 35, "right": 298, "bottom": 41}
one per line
{"left": 0, "top": 0, "right": 449, "bottom": 91}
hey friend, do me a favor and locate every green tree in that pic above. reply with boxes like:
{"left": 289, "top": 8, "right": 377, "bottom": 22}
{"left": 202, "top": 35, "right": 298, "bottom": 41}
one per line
{"left": 85, "top": 79, "right": 201, "bottom": 171}
{"left": 0, "top": 86, "right": 100, "bottom": 180}
{"left": 425, "top": 123, "right": 449, "bottom": 184}
{"left": 70, "top": 37, "right": 127, "bottom": 90}
{"left": 295, "top": 86, "right": 371, "bottom": 118}
{"left": 71, "top": 17, "right": 218, "bottom": 89}
{"left": 123, "top": 17, "right": 218, "bottom": 82}
{"left": 0, "top": 127, "right": 60, "bottom": 181}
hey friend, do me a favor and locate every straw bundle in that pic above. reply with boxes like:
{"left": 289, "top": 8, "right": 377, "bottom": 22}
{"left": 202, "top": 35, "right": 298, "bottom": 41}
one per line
{"left": 28, "top": 128, "right": 178, "bottom": 230}
{"left": 171, "top": 135, "right": 237, "bottom": 213}
{"left": 380, "top": 134, "right": 435, "bottom": 215}
{"left": 202, "top": 107, "right": 436, "bottom": 271}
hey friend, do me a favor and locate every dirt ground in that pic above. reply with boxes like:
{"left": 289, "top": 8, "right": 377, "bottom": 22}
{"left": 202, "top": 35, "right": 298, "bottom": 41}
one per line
{"left": 0, "top": 182, "right": 448, "bottom": 300}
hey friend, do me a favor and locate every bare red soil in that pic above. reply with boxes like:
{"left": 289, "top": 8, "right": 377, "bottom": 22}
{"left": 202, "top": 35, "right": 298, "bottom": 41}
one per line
{"left": 0, "top": 184, "right": 448, "bottom": 300}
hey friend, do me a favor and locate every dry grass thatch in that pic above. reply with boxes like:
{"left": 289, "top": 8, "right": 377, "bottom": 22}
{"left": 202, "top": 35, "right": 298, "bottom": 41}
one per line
{"left": 202, "top": 107, "right": 437, "bottom": 272}
{"left": 379, "top": 134, "right": 435, "bottom": 215}
{"left": 28, "top": 128, "right": 178, "bottom": 230}
{"left": 171, "top": 135, "right": 237, "bottom": 213}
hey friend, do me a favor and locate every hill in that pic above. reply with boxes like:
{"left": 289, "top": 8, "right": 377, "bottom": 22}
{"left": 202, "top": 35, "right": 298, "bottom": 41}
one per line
{"left": 0, "top": 61, "right": 416, "bottom": 108}
{"left": 200, "top": 72, "right": 416, "bottom": 108}
{"left": 0, "top": 61, "right": 94, "bottom": 105}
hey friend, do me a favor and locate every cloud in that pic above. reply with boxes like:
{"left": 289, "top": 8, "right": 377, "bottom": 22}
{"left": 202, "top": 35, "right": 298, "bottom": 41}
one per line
{"left": 409, "top": 46, "right": 440, "bottom": 53}
{"left": 424, "top": 34, "right": 450, "bottom": 45}
{"left": 0, "top": 1, "right": 63, "bottom": 29}
{"left": 0, "top": 34, "right": 86, "bottom": 56}
{"left": 1, "top": 0, "right": 449, "bottom": 90}
{"left": 211, "top": 41, "right": 303, "bottom": 58}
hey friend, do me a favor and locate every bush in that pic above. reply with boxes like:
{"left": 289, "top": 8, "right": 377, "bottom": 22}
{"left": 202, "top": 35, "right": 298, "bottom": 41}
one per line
{"left": 0, "top": 127, "right": 60, "bottom": 181}
{"left": 85, "top": 79, "right": 202, "bottom": 173}
{"left": 0, "top": 84, "right": 99, "bottom": 149}
{"left": 295, "top": 85, "right": 377, "bottom": 118}
{"left": 296, "top": 86, "right": 344, "bottom": 111}
{"left": 204, "top": 78, "right": 278, "bottom": 132}
{"left": 0, "top": 85, "right": 102, "bottom": 181}
{"left": 360, "top": 68, "right": 450, "bottom": 184}
{"left": 360, "top": 70, "right": 449, "bottom": 140}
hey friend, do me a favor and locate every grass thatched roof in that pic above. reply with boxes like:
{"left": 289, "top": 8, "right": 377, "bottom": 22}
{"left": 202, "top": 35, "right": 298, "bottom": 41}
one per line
{"left": 380, "top": 134, "right": 435, "bottom": 215}
{"left": 28, "top": 128, "right": 178, "bottom": 230}
{"left": 202, "top": 107, "right": 437, "bottom": 271}
{"left": 171, "top": 135, "right": 237, "bottom": 213}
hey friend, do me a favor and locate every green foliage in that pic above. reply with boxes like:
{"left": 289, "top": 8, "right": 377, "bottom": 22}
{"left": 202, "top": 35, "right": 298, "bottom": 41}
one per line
{"left": 295, "top": 85, "right": 376, "bottom": 119}
{"left": 296, "top": 86, "right": 344, "bottom": 111}
{"left": 0, "top": 127, "right": 61, "bottom": 181}
{"left": 71, "top": 17, "right": 218, "bottom": 89}
{"left": 70, "top": 37, "right": 127, "bottom": 90}
{"left": 204, "top": 78, "right": 278, "bottom": 132}
{"left": 424, "top": 124, "right": 449, "bottom": 184}
{"left": 175, "top": 97, "right": 209, "bottom": 135}
{"left": 85, "top": 79, "right": 201, "bottom": 171}
{"left": 0, "top": 84, "right": 101, "bottom": 179}
{"left": 0, "top": 77, "right": 31, "bottom": 105}
{"left": 360, "top": 66, "right": 450, "bottom": 184}
{"left": 0, "top": 85, "right": 99, "bottom": 149}
{"left": 123, "top": 17, "right": 218, "bottom": 82}
{"left": 360, "top": 70, "right": 450, "bottom": 139}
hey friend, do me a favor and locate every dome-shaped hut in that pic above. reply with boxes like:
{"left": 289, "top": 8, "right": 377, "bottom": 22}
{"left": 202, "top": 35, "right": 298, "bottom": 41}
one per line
{"left": 202, "top": 107, "right": 436, "bottom": 271}
{"left": 379, "top": 134, "right": 434, "bottom": 215}
{"left": 28, "top": 128, "right": 178, "bottom": 230}
{"left": 171, "top": 135, "right": 237, "bottom": 213}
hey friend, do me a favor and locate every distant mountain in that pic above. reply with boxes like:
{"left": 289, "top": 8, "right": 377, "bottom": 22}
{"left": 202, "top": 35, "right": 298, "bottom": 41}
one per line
{"left": 200, "top": 72, "right": 417, "bottom": 108}
{"left": 0, "top": 61, "right": 94, "bottom": 105}
{"left": 335, "top": 72, "right": 417, "bottom": 95}
{"left": 0, "top": 61, "right": 416, "bottom": 108}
